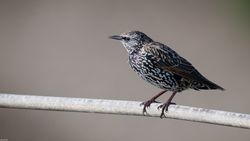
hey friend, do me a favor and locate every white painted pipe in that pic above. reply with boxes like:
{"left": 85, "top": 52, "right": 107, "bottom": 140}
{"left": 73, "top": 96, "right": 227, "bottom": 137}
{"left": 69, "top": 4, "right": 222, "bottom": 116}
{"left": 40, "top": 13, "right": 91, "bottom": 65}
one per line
{"left": 0, "top": 93, "right": 249, "bottom": 129}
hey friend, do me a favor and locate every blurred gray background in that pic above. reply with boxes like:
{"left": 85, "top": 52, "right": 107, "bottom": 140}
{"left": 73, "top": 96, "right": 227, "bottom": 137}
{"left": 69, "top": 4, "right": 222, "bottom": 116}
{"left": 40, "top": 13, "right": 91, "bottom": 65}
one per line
{"left": 0, "top": 0, "right": 250, "bottom": 141}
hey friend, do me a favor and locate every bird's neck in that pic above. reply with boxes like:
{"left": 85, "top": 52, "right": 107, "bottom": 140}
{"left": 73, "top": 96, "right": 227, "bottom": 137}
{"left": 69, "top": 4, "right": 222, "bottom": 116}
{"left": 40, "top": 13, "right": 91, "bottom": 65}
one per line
{"left": 124, "top": 41, "right": 153, "bottom": 54}
{"left": 127, "top": 45, "right": 142, "bottom": 54}
{"left": 121, "top": 43, "right": 138, "bottom": 54}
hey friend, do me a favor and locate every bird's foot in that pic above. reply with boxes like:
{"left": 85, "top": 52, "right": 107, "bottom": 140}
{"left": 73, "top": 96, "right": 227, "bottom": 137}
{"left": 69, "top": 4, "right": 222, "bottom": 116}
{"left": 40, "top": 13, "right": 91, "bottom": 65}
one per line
{"left": 157, "top": 102, "right": 176, "bottom": 118}
{"left": 140, "top": 99, "right": 160, "bottom": 115}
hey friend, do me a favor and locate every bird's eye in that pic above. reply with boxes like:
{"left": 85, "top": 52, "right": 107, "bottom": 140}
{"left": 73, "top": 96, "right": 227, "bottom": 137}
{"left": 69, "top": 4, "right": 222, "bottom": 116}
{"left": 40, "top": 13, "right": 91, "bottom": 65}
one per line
{"left": 123, "top": 37, "right": 130, "bottom": 41}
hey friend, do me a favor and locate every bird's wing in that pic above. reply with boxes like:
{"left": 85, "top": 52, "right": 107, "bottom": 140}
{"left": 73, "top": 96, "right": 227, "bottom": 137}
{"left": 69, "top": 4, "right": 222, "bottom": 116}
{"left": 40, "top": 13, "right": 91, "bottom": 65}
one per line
{"left": 143, "top": 42, "right": 208, "bottom": 83}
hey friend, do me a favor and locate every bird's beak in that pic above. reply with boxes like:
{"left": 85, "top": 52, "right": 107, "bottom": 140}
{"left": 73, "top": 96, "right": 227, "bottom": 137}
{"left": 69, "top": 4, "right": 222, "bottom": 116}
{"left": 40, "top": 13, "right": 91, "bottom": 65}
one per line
{"left": 109, "top": 35, "right": 123, "bottom": 40}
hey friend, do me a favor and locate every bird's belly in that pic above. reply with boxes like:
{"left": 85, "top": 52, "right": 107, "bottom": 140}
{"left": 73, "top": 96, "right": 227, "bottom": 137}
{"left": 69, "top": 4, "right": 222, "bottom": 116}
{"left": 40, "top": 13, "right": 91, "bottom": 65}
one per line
{"left": 129, "top": 56, "right": 181, "bottom": 91}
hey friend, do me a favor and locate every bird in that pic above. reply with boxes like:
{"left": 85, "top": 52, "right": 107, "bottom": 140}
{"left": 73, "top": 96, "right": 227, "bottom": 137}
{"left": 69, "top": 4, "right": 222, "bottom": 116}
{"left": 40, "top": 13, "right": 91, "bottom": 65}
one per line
{"left": 109, "top": 31, "right": 224, "bottom": 118}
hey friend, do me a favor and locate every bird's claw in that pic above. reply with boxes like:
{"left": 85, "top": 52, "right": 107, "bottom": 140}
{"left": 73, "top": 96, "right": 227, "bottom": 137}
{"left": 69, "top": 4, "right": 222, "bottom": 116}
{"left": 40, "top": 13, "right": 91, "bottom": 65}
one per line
{"left": 170, "top": 102, "right": 176, "bottom": 105}
{"left": 140, "top": 100, "right": 160, "bottom": 115}
{"left": 157, "top": 102, "right": 176, "bottom": 118}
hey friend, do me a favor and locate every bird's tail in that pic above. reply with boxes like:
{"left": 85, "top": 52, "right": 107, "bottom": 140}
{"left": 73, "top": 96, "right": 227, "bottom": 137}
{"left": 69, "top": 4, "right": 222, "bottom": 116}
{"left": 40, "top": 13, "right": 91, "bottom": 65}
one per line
{"left": 191, "top": 80, "right": 224, "bottom": 91}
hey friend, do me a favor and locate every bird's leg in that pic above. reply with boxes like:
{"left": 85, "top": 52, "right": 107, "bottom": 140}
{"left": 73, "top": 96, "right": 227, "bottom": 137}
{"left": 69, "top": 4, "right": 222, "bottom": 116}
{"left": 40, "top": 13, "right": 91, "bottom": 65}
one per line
{"left": 140, "top": 90, "right": 167, "bottom": 115}
{"left": 157, "top": 91, "right": 177, "bottom": 118}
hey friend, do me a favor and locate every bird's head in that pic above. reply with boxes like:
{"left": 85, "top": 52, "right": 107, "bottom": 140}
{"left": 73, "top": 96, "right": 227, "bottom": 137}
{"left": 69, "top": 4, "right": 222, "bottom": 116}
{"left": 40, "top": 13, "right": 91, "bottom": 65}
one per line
{"left": 110, "top": 31, "right": 153, "bottom": 53}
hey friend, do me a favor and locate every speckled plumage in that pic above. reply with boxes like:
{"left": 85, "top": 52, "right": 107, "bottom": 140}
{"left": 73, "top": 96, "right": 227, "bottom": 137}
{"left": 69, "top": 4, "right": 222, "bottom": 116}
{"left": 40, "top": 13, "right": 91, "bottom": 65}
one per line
{"left": 110, "top": 31, "right": 224, "bottom": 118}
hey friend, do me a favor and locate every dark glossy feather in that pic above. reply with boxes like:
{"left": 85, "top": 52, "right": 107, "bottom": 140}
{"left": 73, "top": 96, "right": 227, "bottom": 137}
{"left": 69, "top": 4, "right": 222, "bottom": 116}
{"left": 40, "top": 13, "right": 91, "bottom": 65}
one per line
{"left": 143, "top": 42, "right": 224, "bottom": 90}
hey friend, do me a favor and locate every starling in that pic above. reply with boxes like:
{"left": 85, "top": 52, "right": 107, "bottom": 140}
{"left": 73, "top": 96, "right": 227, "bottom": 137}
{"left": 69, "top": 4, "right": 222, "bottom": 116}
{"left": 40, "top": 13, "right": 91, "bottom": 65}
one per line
{"left": 110, "top": 31, "right": 224, "bottom": 118}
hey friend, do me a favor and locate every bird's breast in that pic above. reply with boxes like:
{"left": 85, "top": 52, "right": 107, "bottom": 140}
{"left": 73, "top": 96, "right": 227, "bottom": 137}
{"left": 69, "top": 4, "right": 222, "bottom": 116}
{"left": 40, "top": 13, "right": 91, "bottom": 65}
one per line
{"left": 128, "top": 52, "right": 151, "bottom": 72}
{"left": 128, "top": 52, "right": 187, "bottom": 91}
